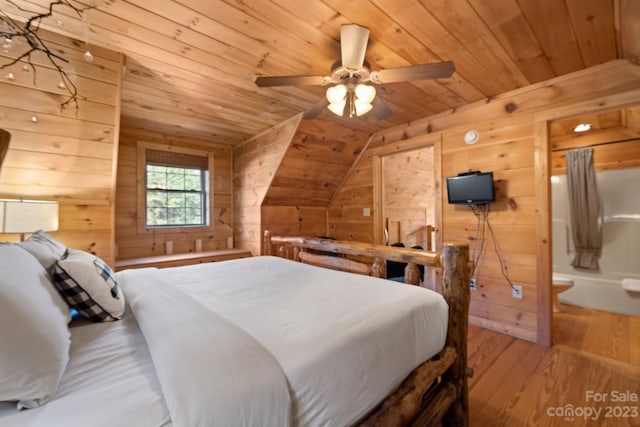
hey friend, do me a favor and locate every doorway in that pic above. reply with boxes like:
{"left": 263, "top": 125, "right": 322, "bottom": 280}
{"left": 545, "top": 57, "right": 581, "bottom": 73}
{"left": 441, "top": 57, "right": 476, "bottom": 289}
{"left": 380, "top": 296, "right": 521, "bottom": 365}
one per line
{"left": 375, "top": 142, "right": 440, "bottom": 287}
{"left": 548, "top": 106, "right": 640, "bottom": 364}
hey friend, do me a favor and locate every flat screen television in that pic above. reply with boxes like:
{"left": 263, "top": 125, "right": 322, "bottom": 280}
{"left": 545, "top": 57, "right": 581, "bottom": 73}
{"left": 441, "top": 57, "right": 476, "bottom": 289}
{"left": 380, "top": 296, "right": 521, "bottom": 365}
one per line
{"left": 446, "top": 171, "right": 495, "bottom": 205}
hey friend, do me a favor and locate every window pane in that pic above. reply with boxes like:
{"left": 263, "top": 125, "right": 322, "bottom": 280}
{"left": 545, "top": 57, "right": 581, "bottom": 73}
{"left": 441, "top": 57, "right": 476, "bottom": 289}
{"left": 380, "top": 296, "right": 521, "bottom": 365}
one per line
{"left": 167, "top": 173, "right": 185, "bottom": 190}
{"left": 186, "top": 208, "right": 202, "bottom": 224}
{"left": 147, "top": 171, "right": 166, "bottom": 189}
{"left": 185, "top": 193, "right": 201, "bottom": 208}
{"left": 146, "top": 191, "right": 166, "bottom": 207}
{"left": 167, "top": 167, "right": 184, "bottom": 175}
{"left": 167, "top": 192, "right": 185, "bottom": 208}
{"left": 147, "top": 165, "right": 166, "bottom": 173}
{"left": 144, "top": 159, "right": 208, "bottom": 227}
{"left": 147, "top": 208, "right": 167, "bottom": 225}
{"left": 167, "top": 208, "right": 186, "bottom": 225}
{"left": 184, "top": 174, "right": 202, "bottom": 191}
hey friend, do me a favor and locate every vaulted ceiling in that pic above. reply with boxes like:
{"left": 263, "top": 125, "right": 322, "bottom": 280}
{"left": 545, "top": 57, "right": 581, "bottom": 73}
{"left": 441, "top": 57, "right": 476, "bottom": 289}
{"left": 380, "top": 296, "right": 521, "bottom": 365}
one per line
{"left": 3, "top": 0, "right": 640, "bottom": 145}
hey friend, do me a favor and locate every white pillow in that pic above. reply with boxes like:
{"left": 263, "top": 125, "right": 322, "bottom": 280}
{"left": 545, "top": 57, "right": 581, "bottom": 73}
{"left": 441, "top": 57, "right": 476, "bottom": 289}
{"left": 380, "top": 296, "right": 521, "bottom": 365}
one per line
{"left": 0, "top": 244, "right": 71, "bottom": 409}
{"left": 17, "top": 230, "right": 67, "bottom": 272}
{"left": 52, "top": 249, "right": 125, "bottom": 322}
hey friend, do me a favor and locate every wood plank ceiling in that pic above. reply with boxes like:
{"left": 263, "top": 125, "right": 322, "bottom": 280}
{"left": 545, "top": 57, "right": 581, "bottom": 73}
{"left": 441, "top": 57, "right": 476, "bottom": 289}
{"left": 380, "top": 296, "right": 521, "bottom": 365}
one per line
{"left": 2, "top": 0, "right": 639, "bottom": 146}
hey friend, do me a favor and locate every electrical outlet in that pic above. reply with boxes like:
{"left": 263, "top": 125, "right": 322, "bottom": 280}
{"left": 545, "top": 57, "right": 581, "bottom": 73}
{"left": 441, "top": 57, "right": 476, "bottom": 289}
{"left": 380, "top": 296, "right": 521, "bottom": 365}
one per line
{"left": 512, "top": 284, "right": 523, "bottom": 299}
{"left": 469, "top": 278, "right": 476, "bottom": 291}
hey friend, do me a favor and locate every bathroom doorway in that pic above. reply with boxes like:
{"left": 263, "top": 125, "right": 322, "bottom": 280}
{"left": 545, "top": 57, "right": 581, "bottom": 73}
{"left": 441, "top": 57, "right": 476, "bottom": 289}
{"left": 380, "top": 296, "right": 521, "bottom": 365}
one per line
{"left": 549, "top": 107, "right": 640, "bottom": 365}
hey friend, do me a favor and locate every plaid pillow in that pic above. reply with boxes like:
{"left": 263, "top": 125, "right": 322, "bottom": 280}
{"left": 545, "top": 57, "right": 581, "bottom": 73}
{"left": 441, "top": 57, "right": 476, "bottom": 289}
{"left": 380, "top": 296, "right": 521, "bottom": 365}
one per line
{"left": 52, "top": 250, "right": 125, "bottom": 322}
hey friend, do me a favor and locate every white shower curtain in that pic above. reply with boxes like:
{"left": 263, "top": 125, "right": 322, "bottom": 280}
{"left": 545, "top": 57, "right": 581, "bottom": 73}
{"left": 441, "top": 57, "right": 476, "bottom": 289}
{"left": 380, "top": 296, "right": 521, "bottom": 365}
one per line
{"left": 566, "top": 148, "right": 602, "bottom": 269}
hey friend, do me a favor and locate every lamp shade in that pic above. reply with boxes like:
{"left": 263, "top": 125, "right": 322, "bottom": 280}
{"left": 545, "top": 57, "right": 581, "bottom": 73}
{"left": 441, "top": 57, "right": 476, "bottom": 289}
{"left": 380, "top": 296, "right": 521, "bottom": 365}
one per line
{"left": 354, "top": 84, "right": 376, "bottom": 103}
{"left": 326, "top": 84, "right": 347, "bottom": 104}
{"left": 327, "top": 101, "right": 346, "bottom": 116}
{"left": 0, "top": 199, "right": 59, "bottom": 233}
{"left": 354, "top": 100, "right": 373, "bottom": 116}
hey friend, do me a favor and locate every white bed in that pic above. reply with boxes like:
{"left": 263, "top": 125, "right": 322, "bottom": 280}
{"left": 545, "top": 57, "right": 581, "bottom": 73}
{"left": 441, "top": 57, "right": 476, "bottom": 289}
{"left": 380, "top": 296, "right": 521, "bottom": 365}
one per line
{"left": 0, "top": 255, "right": 448, "bottom": 427}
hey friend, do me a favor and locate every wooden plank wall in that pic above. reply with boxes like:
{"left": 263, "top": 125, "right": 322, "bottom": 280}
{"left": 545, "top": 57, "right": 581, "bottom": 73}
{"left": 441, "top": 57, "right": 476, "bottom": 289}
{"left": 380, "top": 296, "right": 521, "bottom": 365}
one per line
{"left": 258, "top": 116, "right": 372, "bottom": 244}
{"left": 441, "top": 117, "right": 538, "bottom": 342}
{"left": 261, "top": 205, "right": 328, "bottom": 238}
{"left": 328, "top": 60, "right": 640, "bottom": 344}
{"left": 262, "top": 116, "right": 372, "bottom": 206}
{"left": 115, "top": 128, "right": 233, "bottom": 259}
{"left": 0, "top": 29, "right": 123, "bottom": 265}
{"left": 233, "top": 114, "right": 301, "bottom": 255}
{"left": 551, "top": 139, "right": 640, "bottom": 175}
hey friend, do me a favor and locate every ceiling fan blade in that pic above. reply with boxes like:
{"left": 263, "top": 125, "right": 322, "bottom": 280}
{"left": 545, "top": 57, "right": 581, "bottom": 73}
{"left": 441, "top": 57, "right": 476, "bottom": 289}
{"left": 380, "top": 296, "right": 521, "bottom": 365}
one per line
{"left": 371, "top": 61, "right": 455, "bottom": 84}
{"left": 340, "top": 24, "right": 369, "bottom": 69}
{"left": 303, "top": 97, "right": 330, "bottom": 119}
{"left": 255, "top": 74, "right": 326, "bottom": 87}
{"left": 371, "top": 97, "right": 393, "bottom": 120}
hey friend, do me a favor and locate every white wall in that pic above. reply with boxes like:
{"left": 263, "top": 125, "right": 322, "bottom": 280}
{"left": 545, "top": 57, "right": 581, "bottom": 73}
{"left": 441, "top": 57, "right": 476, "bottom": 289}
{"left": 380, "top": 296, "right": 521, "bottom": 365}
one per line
{"left": 551, "top": 168, "right": 640, "bottom": 315}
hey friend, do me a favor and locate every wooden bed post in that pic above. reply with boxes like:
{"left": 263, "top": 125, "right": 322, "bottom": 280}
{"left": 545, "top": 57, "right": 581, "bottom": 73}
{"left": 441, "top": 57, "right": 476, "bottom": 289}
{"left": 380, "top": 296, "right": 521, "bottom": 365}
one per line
{"left": 0, "top": 129, "right": 9, "bottom": 170}
{"left": 441, "top": 243, "right": 470, "bottom": 427}
{"left": 405, "top": 263, "right": 421, "bottom": 285}
{"left": 372, "top": 257, "right": 386, "bottom": 278}
{"left": 263, "top": 230, "right": 272, "bottom": 256}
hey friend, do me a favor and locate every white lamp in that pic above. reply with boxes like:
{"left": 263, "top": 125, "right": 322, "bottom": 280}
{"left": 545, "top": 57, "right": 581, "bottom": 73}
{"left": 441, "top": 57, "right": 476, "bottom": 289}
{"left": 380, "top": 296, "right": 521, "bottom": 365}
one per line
{"left": 0, "top": 199, "right": 59, "bottom": 241}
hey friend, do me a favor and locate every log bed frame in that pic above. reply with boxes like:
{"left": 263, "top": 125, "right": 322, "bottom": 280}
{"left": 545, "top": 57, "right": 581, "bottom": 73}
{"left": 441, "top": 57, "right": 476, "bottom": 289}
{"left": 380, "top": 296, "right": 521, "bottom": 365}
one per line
{"left": 263, "top": 230, "right": 471, "bottom": 427}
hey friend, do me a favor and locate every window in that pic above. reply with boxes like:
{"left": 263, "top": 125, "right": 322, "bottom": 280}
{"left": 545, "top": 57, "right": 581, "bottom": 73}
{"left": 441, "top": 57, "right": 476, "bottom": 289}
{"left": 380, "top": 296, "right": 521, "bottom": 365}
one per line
{"left": 143, "top": 148, "right": 210, "bottom": 228}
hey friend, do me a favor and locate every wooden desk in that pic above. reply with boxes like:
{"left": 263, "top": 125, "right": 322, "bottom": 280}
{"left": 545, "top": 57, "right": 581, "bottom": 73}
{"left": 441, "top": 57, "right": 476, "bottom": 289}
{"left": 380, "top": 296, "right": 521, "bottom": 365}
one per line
{"left": 115, "top": 249, "right": 252, "bottom": 271}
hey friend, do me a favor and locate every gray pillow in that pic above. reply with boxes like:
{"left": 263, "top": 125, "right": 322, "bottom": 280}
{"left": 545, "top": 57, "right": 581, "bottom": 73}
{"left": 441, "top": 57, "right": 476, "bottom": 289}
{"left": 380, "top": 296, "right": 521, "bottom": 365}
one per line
{"left": 17, "top": 230, "right": 67, "bottom": 272}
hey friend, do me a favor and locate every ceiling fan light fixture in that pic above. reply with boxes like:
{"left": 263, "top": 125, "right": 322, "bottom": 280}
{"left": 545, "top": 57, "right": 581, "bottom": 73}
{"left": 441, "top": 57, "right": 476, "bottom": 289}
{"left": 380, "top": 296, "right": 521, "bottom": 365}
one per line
{"left": 326, "top": 84, "right": 347, "bottom": 105}
{"left": 327, "top": 101, "right": 346, "bottom": 116}
{"left": 354, "top": 100, "right": 373, "bottom": 116}
{"left": 355, "top": 83, "right": 376, "bottom": 104}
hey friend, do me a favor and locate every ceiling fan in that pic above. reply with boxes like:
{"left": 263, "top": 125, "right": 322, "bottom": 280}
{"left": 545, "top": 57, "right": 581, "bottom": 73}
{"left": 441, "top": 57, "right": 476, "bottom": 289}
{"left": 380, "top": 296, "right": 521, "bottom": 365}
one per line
{"left": 254, "top": 24, "right": 455, "bottom": 120}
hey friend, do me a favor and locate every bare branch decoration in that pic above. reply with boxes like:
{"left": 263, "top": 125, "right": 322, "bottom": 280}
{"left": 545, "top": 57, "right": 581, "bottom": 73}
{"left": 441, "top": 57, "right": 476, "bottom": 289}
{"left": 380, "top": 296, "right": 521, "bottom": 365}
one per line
{"left": 1, "top": 0, "right": 95, "bottom": 113}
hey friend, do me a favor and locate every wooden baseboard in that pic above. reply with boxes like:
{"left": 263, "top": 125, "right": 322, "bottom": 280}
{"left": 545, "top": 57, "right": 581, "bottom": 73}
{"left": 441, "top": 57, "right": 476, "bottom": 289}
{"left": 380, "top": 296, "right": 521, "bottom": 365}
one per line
{"left": 469, "top": 315, "right": 537, "bottom": 343}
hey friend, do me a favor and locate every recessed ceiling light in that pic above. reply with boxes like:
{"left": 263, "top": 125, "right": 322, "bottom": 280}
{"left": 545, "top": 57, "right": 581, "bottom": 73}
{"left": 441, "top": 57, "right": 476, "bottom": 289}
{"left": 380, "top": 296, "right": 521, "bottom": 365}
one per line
{"left": 573, "top": 123, "right": 591, "bottom": 133}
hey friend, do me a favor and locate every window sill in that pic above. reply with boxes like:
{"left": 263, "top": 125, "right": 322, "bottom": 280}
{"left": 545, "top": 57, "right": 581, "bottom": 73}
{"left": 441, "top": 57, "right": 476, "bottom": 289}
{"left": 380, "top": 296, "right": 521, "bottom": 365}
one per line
{"left": 115, "top": 249, "right": 252, "bottom": 271}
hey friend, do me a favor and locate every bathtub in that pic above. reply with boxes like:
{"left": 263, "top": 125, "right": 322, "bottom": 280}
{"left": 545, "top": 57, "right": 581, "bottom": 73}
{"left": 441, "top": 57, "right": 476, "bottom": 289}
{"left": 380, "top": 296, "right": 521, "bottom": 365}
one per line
{"left": 555, "top": 273, "right": 640, "bottom": 317}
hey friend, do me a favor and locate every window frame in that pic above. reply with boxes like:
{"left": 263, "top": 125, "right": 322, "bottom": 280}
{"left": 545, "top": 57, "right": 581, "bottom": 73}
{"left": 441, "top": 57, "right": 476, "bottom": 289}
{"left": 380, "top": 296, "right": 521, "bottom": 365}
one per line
{"left": 136, "top": 141, "right": 214, "bottom": 234}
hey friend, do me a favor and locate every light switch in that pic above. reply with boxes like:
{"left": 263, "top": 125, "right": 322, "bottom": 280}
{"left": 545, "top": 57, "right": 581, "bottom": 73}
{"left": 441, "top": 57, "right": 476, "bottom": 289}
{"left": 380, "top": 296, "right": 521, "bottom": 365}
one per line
{"left": 363, "top": 207, "right": 371, "bottom": 217}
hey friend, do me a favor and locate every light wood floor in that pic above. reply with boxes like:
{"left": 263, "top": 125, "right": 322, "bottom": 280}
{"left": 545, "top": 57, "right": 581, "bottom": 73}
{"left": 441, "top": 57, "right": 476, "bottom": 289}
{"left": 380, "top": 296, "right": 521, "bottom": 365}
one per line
{"left": 467, "top": 305, "right": 640, "bottom": 426}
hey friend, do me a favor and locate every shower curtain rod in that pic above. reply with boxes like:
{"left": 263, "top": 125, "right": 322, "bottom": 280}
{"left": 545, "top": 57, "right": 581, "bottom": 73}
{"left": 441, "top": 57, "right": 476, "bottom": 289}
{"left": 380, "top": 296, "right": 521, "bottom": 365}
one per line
{"left": 551, "top": 136, "right": 640, "bottom": 152}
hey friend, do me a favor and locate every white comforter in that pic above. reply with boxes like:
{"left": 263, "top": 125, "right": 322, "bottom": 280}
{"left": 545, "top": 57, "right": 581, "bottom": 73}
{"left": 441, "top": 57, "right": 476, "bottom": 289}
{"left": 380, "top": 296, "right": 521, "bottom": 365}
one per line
{"left": 0, "top": 256, "right": 448, "bottom": 427}
{"left": 123, "top": 256, "right": 449, "bottom": 426}
{"left": 124, "top": 265, "right": 292, "bottom": 427}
